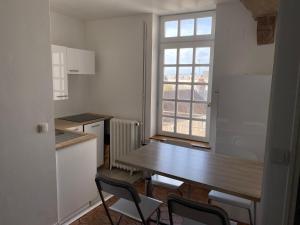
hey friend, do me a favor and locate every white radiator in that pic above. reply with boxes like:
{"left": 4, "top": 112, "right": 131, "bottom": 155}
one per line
{"left": 110, "top": 118, "right": 141, "bottom": 172}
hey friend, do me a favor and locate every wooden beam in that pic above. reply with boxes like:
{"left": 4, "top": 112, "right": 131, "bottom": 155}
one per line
{"left": 257, "top": 14, "right": 277, "bottom": 45}
{"left": 241, "top": 0, "right": 278, "bottom": 18}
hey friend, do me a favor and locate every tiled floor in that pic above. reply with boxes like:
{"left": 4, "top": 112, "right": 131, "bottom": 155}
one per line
{"left": 71, "top": 169, "right": 248, "bottom": 225}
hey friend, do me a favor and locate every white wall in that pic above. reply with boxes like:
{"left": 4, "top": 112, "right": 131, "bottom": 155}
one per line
{"left": 210, "top": 0, "right": 275, "bottom": 156}
{"left": 0, "top": 1, "right": 57, "bottom": 224}
{"left": 50, "top": 11, "right": 91, "bottom": 117}
{"left": 85, "top": 14, "right": 154, "bottom": 124}
{"left": 261, "top": 0, "right": 300, "bottom": 224}
{"left": 210, "top": 1, "right": 275, "bottom": 224}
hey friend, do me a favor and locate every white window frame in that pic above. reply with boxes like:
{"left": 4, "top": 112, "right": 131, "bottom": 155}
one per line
{"left": 157, "top": 11, "right": 216, "bottom": 142}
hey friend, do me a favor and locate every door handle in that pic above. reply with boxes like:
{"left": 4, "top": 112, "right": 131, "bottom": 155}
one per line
{"left": 92, "top": 124, "right": 100, "bottom": 128}
{"left": 69, "top": 69, "right": 79, "bottom": 72}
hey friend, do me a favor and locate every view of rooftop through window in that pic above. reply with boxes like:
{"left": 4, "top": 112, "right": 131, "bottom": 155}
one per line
{"left": 159, "top": 12, "right": 215, "bottom": 142}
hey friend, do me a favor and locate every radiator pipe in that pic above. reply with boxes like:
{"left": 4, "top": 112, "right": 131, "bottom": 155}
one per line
{"left": 141, "top": 21, "right": 147, "bottom": 145}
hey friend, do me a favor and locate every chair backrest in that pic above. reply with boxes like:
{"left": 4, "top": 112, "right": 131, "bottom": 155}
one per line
{"left": 95, "top": 174, "right": 141, "bottom": 203}
{"left": 168, "top": 194, "right": 231, "bottom": 225}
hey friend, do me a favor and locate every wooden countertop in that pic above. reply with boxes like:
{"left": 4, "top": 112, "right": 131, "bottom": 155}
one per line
{"left": 55, "top": 113, "right": 112, "bottom": 150}
{"left": 55, "top": 119, "right": 81, "bottom": 130}
{"left": 117, "top": 142, "right": 263, "bottom": 202}
{"left": 55, "top": 113, "right": 113, "bottom": 129}
{"left": 55, "top": 131, "right": 96, "bottom": 150}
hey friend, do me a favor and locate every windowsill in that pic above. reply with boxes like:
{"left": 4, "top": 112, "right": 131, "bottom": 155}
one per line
{"left": 149, "top": 135, "right": 211, "bottom": 150}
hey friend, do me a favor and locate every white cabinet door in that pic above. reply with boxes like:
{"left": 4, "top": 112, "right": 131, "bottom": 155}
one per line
{"left": 56, "top": 139, "right": 98, "bottom": 223}
{"left": 52, "top": 45, "right": 68, "bottom": 100}
{"left": 67, "top": 48, "right": 95, "bottom": 75}
{"left": 84, "top": 121, "right": 104, "bottom": 167}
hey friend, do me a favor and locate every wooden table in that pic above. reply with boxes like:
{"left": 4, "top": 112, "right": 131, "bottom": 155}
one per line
{"left": 116, "top": 142, "right": 263, "bottom": 202}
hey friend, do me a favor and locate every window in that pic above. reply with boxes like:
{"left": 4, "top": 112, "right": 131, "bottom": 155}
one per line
{"left": 158, "top": 12, "right": 215, "bottom": 142}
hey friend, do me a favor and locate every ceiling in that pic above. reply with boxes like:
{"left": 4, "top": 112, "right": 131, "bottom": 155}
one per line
{"left": 50, "top": 0, "right": 234, "bottom": 21}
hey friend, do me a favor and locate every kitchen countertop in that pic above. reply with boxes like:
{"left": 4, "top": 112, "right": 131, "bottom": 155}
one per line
{"left": 55, "top": 113, "right": 112, "bottom": 150}
{"left": 55, "top": 113, "right": 113, "bottom": 129}
{"left": 55, "top": 129, "right": 96, "bottom": 150}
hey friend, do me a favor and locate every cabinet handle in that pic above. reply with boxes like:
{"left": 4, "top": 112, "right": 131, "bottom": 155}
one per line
{"left": 92, "top": 124, "right": 100, "bottom": 128}
{"left": 69, "top": 69, "right": 79, "bottom": 72}
{"left": 57, "top": 95, "right": 68, "bottom": 98}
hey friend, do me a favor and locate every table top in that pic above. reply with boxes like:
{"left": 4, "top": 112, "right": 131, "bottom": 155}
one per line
{"left": 116, "top": 142, "right": 263, "bottom": 202}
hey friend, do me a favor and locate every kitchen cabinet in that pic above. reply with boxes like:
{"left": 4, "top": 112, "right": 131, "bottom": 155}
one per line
{"left": 52, "top": 45, "right": 68, "bottom": 100}
{"left": 66, "top": 125, "right": 83, "bottom": 132}
{"left": 84, "top": 121, "right": 104, "bottom": 167}
{"left": 67, "top": 48, "right": 95, "bottom": 75}
{"left": 56, "top": 138, "right": 98, "bottom": 223}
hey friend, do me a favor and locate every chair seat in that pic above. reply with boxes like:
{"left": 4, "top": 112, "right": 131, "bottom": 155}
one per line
{"left": 152, "top": 174, "right": 184, "bottom": 190}
{"left": 109, "top": 194, "right": 162, "bottom": 222}
{"left": 182, "top": 218, "right": 237, "bottom": 225}
{"left": 208, "top": 190, "right": 252, "bottom": 209}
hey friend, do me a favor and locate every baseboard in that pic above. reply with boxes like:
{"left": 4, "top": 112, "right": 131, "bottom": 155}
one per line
{"left": 57, "top": 194, "right": 113, "bottom": 225}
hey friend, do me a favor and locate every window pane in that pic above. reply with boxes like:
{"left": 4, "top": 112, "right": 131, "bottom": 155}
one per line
{"left": 196, "top": 17, "right": 212, "bottom": 35}
{"left": 179, "top": 48, "right": 193, "bottom": 64}
{"left": 194, "top": 66, "right": 209, "bottom": 83}
{"left": 53, "top": 79, "right": 61, "bottom": 91}
{"left": 177, "top": 102, "right": 190, "bottom": 118}
{"left": 195, "top": 47, "right": 210, "bottom": 64}
{"left": 164, "top": 49, "right": 177, "bottom": 64}
{"left": 165, "top": 21, "right": 178, "bottom": 38}
{"left": 192, "top": 103, "right": 207, "bottom": 119}
{"left": 192, "top": 120, "right": 206, "bottom": 137}
{"left": 52, "top": 52, "right": 60, "bottom": 64}
{"left": 176, "top": 119, "right": 190, "bottom": 135}
{"left": 162, "top": 101, "right": 175, "bottom": 116}
{"left": 164, "top": 67, "right": 176, "bottom": 82}
{"left": 163, "top": 84, "right": 176, "bottom": 99}
{"left": 178, "top": 85, "right": 191, "bottom": 100}
{"left": 180, "top": 19, "right": 194, "bottom": 37}
{"left": 52, "top": 66, "right": 60, "bottom": 78}
{"left": 193, "top": 85, "right": 208, "bottom": 101}
{"left": 178, "top": 67, "right": 192, "bottom": 83}
{"left": 162, "top": 117, "right": 174, "bottom": 132}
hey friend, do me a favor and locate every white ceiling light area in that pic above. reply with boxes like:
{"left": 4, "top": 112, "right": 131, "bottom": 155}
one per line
{"left": 50, "top": 0, "right": 234, "bottom": 21}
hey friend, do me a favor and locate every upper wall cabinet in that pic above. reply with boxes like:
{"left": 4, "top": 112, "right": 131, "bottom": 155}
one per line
{"left": 67, "top": 48, "right": 95, "bottom": 75}
{"left": 52, "top": 45, "right": 68, "bottom": 101}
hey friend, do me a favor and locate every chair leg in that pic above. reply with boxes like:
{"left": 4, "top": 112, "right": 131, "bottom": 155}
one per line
{"left": 156, "top": 208, "right": 161, "bottom": 225}
{"left": 254, "top": 202, "right": 257, "bottom": 225}
{"left": 99, "top": 191, "right": 114, "bottom": 225}
{"left": 116, "top": 215, "right": 123, "bottom": 225}
{"left": 248, "top": 208, "right": 253, "bottom": 225}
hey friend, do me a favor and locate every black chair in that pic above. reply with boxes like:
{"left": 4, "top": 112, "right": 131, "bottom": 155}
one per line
{"left": 168, "top": 194, "right": 233, "bottom": 225}
{"left": 95, "top": 174, "right": 162, "bottom": 225}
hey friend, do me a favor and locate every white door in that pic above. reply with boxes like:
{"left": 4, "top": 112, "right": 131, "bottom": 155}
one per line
{"left": 52, "top": 45, "right": 68, "bottom": 100}
{"left": 158, "top": 12, "right": 216, "bottom": 142}
{"left": 84, "top": 121, "right": 104, "bottom": 167}
{"left": 158, "top": 42, "right": 214, "bottom": 142}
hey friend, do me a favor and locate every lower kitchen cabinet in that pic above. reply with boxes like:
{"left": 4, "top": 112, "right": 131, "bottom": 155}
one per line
{"left": 84, "top": 121, "right": 104, "bottom": 167}
{"left": 56, "top": 138, "right": 98, "bottom": 224}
